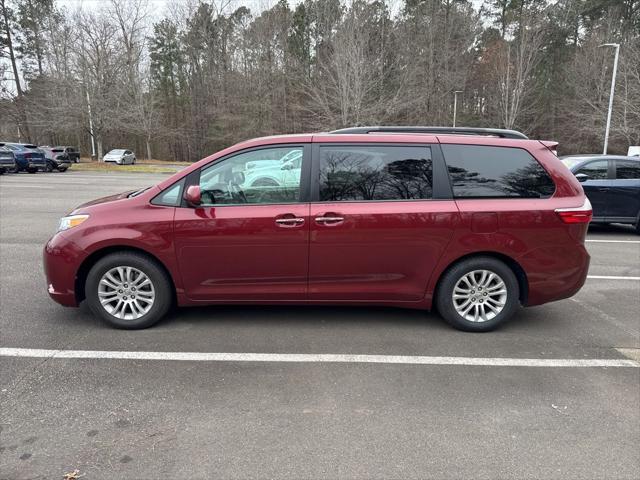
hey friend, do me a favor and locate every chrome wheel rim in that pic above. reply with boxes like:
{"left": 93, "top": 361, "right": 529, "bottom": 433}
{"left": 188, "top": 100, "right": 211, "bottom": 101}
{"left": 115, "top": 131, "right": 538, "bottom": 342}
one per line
{"left": 452, "top": 270, "right": 507, "bottom": 323}
{"left": 98, "top": 266, "right": 155, "bottom": 320}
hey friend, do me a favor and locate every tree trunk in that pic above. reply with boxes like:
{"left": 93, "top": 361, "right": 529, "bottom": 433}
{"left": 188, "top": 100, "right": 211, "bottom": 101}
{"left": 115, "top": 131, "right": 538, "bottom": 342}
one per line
{"left": 97, "top": 138, "right": 103, "bottom": 161}
{"left": 1, "top": 0, "right": 30, "bottom": 141}
{"left": 146, "top": 137, "right": 152, "bottom": 161}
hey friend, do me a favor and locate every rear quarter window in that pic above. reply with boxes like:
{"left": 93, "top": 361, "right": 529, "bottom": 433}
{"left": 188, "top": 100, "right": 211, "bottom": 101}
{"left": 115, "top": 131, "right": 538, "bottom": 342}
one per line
{"left": 442, "top": 145, "right": 555, "bottom": 198}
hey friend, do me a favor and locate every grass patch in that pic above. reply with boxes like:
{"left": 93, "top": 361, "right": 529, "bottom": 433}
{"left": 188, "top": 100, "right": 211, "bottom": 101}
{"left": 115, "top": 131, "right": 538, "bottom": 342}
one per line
{"left": 72, "top": 162, "right": 178, "bottom": 174}
{"left": 79, "top": 157, "right": 192, "bottom": 166}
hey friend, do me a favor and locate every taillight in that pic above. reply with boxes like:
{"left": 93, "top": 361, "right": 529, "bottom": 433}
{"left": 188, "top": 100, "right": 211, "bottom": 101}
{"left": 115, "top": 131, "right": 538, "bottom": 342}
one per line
{"left": 555, "top": 198, "right": 593, "bottom": 224}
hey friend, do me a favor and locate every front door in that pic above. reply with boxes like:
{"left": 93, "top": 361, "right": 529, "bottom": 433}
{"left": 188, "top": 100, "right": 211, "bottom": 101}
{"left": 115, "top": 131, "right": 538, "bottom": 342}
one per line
{"left": 174, "top": 145, "right": 311, "bottom": 301}
{"left": 575, "top": 159, "right": 612, "bottom": 219}
{"left": 308, "top": 143, "right": 458, "bottom": 302}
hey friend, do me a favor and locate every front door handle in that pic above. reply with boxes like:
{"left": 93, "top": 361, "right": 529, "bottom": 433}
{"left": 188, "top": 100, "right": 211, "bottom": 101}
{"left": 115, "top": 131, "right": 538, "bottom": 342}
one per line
{"left": 275, "top": 217, "right": 305, "bottom": 226}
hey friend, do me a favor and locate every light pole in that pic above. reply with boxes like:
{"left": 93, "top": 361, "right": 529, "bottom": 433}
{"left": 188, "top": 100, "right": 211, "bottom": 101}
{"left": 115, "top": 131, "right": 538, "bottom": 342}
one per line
{"left": 453, "top": 90, "right": 463, "bottom": 127}
{"left": 600, "top": 43, "right": 620, "bottom": 155}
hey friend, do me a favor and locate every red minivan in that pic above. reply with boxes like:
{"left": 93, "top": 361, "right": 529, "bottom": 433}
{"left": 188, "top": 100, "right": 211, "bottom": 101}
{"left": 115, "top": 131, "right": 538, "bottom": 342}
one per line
{"left": 44, "top": 127, "right": 591, "bottom": 331}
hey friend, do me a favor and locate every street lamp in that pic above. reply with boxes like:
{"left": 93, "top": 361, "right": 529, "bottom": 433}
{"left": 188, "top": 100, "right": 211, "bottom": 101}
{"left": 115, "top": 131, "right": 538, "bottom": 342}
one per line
{"left": 453, "top": 90, "right": 463, "bottom": 127}
{"left": 599, "top": 43, "right": 620, "bottom": 155}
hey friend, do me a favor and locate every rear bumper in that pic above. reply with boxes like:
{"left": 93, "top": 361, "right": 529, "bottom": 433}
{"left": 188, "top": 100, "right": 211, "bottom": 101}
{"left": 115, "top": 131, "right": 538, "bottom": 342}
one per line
{"left": 43, "top": 233, "right": 85, "bottom": 307}
{"left": 28, "top": 161, "right": 47, "bottom": 170}
{"left": 519, "top": 243, "right": 590, "bottom": 306}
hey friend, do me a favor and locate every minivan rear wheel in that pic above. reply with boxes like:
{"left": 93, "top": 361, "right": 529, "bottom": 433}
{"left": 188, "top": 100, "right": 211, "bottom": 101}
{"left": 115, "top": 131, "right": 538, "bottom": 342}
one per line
{"left": 85, "top": 252, "right": 172, "bottom": 329}
{"left": 435, "top": 257, "right": 520, "bottom": 332}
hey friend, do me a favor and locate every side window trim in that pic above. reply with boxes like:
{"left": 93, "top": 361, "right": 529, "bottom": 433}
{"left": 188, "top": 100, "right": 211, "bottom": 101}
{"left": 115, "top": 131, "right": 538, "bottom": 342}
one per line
{"left": 310, "top": 142, "right": 451, "bottom": 202}
{"left": 182, "top": 143, "right": 312, "bottom": 207}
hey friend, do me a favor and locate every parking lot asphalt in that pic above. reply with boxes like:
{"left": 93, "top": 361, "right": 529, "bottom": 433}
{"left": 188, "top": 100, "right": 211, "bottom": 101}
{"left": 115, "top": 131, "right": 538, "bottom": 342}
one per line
{"left": 1, "top": 171, "right": 639, "bottom": 479}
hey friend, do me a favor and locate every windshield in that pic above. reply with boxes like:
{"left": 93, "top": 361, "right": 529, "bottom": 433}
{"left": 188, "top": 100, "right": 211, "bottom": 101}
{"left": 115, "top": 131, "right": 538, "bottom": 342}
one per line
{"left": 107, "top": 149, "right": 125, "bottom": 155}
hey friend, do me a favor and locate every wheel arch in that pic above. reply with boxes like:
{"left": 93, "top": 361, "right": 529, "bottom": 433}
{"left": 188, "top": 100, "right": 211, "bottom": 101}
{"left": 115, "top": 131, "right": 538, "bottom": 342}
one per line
{"left": 74, "top": 245, "right": 177, "bottom": 305}
{"left": 432, "top": 251, "right": 529, "bottom": 307}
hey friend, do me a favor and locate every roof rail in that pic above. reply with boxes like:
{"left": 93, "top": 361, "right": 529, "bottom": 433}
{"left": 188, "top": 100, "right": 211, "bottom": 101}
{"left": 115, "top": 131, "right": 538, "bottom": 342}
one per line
{"left": 329, "top": 126, "right": 528, "bottom": 139}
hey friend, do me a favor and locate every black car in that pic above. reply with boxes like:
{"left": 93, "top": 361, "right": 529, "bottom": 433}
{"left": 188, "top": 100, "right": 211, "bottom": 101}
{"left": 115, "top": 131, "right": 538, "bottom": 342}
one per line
{"left": 0, "top": 144, "right": 18, "bottom": 174}
{"left": 55, "top": 146, "right": 80, "bottom": 163}
{"left": 560, "top": 155, "right": 640, "bottom": 233}
{"left": 40, "top": 146, "right": 71, "bottom": 172}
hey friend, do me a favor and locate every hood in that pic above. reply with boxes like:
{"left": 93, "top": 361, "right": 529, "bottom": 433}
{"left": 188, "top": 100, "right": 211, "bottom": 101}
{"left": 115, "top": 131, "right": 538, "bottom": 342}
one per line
{"left": 73, "top": 190, "right": 138, "bottom": 211}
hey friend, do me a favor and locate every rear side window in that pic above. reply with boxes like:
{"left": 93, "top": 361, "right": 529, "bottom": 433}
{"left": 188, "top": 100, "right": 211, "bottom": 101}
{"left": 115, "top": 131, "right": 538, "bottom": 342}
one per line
{"left": 616, "top": 160, "right": 640, "bottom": 179}
{"left": 442, "top": 145, "right": 555, "bottom": 198}
{"left": 319, "top": 146, "right": 433, "bottom": 201}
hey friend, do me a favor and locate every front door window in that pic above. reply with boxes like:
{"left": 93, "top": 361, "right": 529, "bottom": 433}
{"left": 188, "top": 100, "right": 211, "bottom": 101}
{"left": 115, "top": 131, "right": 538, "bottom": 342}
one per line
{"left": 199, "top": 147, "right": 304, "bottom": 205}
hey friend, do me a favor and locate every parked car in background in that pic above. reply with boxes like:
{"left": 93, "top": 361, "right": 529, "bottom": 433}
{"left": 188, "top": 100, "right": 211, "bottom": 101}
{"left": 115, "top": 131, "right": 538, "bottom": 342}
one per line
{"left": 1, "top": 143, "right": 47, "bottom": 173}
{"left": 0, "top": 144, "right": 18, "bottom": 174}
{"left": 560, "top": 154, "right": 640, "bottom": 233}
{"left": 40, "top": 146, "right": 71, "bottom": 172}
{"left": 56, "top": 146, "right": 80, "bottom": 163}
{"left": 45, "top": 126, "right": 592, "bottom": 332}
{"left": 103, "top": 149, "right": 136, "bottom": 165}
{"left": 628, "top": 146, "right": 640, "bottom": 157}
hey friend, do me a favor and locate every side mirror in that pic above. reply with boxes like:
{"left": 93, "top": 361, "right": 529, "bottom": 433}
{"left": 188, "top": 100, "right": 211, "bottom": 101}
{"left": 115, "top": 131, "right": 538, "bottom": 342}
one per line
{"left": 184, "top": 185, "right": 202, "bottom": 207}
{"left": 575, "top": 173, "right": 589, "bottom": 182}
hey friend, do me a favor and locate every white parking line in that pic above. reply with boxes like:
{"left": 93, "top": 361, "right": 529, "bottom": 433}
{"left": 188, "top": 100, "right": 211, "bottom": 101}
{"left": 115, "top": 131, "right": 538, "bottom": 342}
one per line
{"left": 0, "top": 348, "right": 637, "bottom": 367}
{"left": 586, "top": 240, "right": 640, "bottom": 244}
{"left": 587, "top": 275, "right": 640, "bottom": 281}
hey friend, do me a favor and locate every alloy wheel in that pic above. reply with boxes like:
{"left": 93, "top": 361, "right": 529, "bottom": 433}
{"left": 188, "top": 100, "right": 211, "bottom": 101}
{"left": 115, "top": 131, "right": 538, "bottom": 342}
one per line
{"left": 98, "top": 266, "right": 155, "bottom": 320}
{"left": 452, "top": 269, "right": 507, "bottom": 323}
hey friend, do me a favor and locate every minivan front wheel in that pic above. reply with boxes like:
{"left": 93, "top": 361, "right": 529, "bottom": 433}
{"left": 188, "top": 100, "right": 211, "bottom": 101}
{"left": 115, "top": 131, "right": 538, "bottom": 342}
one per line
{"left": 85, "top": 252, "right": 172, "bottom": 329}
{"left": 435, "top": 257, "right": 520, "bottom": 332}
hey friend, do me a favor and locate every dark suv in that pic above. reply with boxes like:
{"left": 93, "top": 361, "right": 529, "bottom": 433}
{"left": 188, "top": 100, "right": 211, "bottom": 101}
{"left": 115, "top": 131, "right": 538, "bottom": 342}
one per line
{"left": 44, "top": 126, "right": 591, "bottom": 331}
{"left": 1, "top": 143, "right": 47, "bottom": 173}
{"left": 0, "top": 144, "right": 18, "bottom": 174}
{"left": 560, "top": 155, "right": 640, "bottom": 233}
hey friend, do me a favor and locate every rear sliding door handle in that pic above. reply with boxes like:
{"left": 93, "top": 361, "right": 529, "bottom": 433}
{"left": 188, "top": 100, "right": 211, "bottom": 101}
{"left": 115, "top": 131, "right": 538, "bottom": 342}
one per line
{"left": 315, "top": 216, "right": 344, "bottom": 223}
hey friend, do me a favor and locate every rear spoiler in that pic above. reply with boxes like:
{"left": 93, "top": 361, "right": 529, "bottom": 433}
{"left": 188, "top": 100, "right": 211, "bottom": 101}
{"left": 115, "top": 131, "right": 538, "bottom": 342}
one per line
{"left": 540, "top": 140, "right": 559, "bottom": 156}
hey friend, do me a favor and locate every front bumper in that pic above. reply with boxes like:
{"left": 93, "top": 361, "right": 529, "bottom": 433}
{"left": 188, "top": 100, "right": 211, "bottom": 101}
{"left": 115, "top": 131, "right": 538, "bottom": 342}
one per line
{"left": 43, "top": 233, "right": 85, "bottom": 307}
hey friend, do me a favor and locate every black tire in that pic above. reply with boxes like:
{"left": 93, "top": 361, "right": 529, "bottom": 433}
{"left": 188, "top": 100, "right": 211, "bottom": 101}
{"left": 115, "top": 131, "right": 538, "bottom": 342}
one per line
{"left": 85, "top": 252, "right": 172, "bottom": 329}
{"left": 132, "top": 157, "right": 136, "bottom": 164}
{"left": 45, "top": 161, "right": 54, "bottom": 172}
{"left": 11, "top": 165, "right": 20, "bottom": 173}
{"left": 27, "top": 167, "right": 37, "bottom": 174}
{"left": 58, "top": 166, "right": 68, "bottom": 172}
{"left": 435, "top": 256, "right": 520, "bottom": 332}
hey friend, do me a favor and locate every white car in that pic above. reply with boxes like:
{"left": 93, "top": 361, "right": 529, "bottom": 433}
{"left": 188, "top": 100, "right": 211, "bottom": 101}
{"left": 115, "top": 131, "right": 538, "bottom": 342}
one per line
{"left": 243, "top": 150, "right": 302, "bottom": 188}
{"left": 103, "top": 149, "right": 136, "bottom": 165}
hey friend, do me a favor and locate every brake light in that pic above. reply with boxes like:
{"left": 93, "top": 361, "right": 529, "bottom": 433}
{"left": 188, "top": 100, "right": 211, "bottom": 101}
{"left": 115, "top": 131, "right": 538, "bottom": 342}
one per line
{"left": 555, "top": 198, "right": 593, "bottom": 224}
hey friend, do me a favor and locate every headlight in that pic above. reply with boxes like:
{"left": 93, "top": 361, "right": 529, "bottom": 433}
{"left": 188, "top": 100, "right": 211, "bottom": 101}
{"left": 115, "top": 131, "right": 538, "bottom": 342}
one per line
{"left": 58, "top": 214, "right": 89, "bottom": 232}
